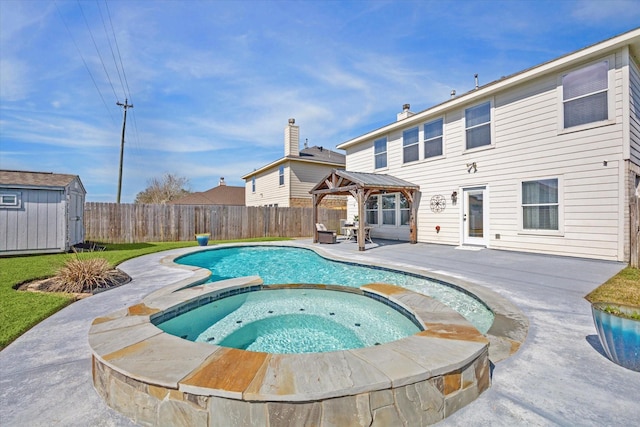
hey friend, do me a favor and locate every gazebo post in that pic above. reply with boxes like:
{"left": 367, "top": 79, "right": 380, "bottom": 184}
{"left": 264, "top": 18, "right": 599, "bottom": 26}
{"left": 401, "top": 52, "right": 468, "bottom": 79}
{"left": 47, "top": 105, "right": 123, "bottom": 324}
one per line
{"left": 312, "top": 193, "right": 319, "bottom": 243}
{"left": 409, "top": 189, "right": 418, "bottom": 244}
{"left": 357, "top": 188, "right": 365, "bottom": 251}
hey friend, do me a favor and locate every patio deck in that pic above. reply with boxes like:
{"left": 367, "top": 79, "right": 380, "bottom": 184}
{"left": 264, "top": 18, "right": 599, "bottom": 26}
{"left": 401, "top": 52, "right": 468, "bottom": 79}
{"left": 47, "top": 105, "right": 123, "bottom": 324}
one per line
{"left": 1, "top": 239, "right": 638, "bottom": 426}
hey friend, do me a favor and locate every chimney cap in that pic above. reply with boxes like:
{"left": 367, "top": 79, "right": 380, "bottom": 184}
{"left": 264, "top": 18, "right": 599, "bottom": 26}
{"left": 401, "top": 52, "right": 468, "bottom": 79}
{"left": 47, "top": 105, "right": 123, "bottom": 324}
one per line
{"left": 288, "top": 118, "right": 295, "bottom": 125}
{"left": 402, "top": 103, "right": 410, "bottom": 111}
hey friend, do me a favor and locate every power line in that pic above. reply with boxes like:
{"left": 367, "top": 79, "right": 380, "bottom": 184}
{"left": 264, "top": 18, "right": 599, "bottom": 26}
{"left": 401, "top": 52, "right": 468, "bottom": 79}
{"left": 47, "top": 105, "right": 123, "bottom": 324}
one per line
{"left": 97, "top": 0, "right": 126, "bottom": 99}
{"left": 77, "top": 0, "right": 119, "bottom": 101}
{"left": 104, "top": 0, "right": 132, "bottom": 101}
{"left": 54, "top": 0, "right": 115, "bottom": 124}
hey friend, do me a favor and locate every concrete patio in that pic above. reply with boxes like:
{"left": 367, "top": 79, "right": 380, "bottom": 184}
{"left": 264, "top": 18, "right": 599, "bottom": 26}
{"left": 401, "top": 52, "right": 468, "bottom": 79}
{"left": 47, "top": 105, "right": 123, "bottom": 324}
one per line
{"left": 1, "top": 239, "right": 639, "bottom": 426}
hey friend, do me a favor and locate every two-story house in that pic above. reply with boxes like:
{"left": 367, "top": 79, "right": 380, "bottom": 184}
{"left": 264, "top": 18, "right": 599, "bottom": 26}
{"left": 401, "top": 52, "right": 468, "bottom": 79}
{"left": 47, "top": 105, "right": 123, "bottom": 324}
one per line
{"left": 336, "top": 28, "right": 640, "bottom": 262}
{"left": 243, "top": 119, "right": 346, "bottom": 208}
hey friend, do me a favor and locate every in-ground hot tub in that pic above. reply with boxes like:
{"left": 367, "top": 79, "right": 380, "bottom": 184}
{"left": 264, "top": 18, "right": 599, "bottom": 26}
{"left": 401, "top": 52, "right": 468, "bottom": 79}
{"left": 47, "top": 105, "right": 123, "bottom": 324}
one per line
{"left": 90, "top": 278, "right": 491, "bottom": 426}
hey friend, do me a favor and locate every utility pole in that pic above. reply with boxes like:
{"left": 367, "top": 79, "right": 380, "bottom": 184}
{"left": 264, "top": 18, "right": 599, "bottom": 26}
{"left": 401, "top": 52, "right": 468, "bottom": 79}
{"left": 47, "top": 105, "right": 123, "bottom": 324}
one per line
{"left": 116, "top": 99, "right": 133, "bottom": 203}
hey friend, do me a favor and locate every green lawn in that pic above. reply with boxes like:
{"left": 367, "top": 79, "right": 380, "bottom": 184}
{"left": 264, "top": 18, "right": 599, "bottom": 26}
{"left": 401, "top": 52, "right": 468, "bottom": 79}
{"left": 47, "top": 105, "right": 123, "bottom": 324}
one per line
{"left": 0, "top": 238, "right": 289, "bottom": 349}
{"left": 585, "top": 266, "right": 640, "bottom": 306}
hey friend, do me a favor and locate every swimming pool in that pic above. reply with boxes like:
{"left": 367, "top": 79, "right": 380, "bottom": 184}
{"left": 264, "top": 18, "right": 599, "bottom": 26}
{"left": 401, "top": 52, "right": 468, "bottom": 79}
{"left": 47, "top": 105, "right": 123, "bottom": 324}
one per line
{"left": 176, "top": 246, "right": 494, "bottom": 333}
{"left": 156, "top": 287, "right": 422, "bottom": 353}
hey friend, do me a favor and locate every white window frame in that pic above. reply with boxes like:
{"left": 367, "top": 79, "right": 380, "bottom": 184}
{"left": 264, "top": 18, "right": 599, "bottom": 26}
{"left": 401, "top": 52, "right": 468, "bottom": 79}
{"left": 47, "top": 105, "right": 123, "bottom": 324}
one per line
{"left": 278, "top": 166, "right": 285, "bottom": 186}
{"left": 0, "top": 192, "right": 21, "bottom": 209}
{"left": 251, "top": 176, "right": 256, "bottom": 193}
{"left": 365, "top": 196, "right": 378, "bottom": 225}
{"left": 423, "top": 117, "right": 444, "bottom": 159}
{"left": 402, "top": 127, "right": 419, "bottom": 164}
{"left": 374, "top": 137, "right": 387, "bottom": 170}
{"left": 464, "top": 100, "right": 494, "bottom": 151}
{"left": 558, "top": 56, "right": 615, "bottom": 133}
{"left": 366, "top": 193, "right": 409, "bottom": 228}
{"left": 518, "top": 176, "right": 564, "bottom": 236}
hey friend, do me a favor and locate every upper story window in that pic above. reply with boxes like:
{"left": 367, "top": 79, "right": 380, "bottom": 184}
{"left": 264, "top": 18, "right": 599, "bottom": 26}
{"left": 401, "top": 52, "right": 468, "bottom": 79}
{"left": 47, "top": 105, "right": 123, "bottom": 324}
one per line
{"left": 522, "top": 178, "right": 559, "bottom": 230}
{"left": 0, "top": 192, "right": 21, "bottom": 209}
{"left": 465, "top": 101, "right": 491, "bottom": 149}
{"left": 251, "top": 176, "right": 256, "bottom": 193}
{"left": 279, "top": 166, "right": 285, "bottom": 186}
{"left": 562, "top": 61, "right": 608, "bottom": 128}
{"left": 403, "top": 127, "right": 419, "bottom": 163}
{"left": 423, "top": 118, "right": 443, "bottom": 158}
{"left": 374, "top": 137, "right": 387, "bottom": 169}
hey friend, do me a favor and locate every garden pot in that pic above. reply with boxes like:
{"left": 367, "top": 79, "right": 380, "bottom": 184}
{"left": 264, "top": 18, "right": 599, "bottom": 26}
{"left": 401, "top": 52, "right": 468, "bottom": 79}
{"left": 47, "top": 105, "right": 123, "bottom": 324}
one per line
{"left": 195, "top": 234, "right": 210, "bottom": 246}
{"left": 591, "top": 302, "right": 640, "bottom": 371}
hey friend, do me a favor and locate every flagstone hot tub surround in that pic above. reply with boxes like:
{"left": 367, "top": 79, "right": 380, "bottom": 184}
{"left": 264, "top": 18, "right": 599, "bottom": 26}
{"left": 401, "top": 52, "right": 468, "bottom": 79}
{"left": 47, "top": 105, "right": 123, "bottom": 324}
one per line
{"left": 90, "top": 278, "right": 491, "bottom": 426}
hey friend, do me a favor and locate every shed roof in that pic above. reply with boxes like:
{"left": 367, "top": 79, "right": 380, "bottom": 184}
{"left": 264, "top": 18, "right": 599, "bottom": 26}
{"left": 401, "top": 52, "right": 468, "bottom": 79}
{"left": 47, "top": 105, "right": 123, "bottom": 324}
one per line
{"left": 0, "top": 170, "right": 85, "bottom": 192}
{"left": 168, "top": 185, "right": 245, "bottom": 205}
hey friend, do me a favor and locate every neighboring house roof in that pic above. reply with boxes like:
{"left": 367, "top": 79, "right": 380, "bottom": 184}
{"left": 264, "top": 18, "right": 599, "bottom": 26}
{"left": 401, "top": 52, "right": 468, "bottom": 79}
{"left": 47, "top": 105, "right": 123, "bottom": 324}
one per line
{"left": 311, "top": 169, "right": 419, "bottom": 194}
{"left": 0, "top": 169, "right": 86, "bottom": 192}
{"left": 168, "top": 185, "right": 245, "bottom": 205}
{"left": 338, "top": 27, "right": 640, "bottom": 150}
{"left": 242, "top": 146, "right": 345, "bottom": 179}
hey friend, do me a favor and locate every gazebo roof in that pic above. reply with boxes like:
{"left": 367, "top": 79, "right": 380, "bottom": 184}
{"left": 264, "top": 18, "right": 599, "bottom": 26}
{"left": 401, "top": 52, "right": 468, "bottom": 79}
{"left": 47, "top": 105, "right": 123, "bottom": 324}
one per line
{"left": 310, "top": 169, "right": 419, "bottom": 195}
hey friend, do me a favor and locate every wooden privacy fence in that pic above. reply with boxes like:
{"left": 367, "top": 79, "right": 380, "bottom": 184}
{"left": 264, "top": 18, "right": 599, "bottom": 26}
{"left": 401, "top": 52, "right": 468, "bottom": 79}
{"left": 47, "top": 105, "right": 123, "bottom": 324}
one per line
{"left": 84, "top": 203, "right": 346, "bottom": 244}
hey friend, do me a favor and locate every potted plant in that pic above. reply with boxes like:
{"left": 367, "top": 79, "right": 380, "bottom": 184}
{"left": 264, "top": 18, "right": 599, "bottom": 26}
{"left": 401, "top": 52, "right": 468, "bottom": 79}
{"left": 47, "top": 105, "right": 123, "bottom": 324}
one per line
{"left": 353, "top": 215, "right": 359, "bottom": 227}
{"left": 586, "top": 267, "right": 640, "bottom": 372}
{"left": 195, "top": 233, "right": 210, "bottom": 246}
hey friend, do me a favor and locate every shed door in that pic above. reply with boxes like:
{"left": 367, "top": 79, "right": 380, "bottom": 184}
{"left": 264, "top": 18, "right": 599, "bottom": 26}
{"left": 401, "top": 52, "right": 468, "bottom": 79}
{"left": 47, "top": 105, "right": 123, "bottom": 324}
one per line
{"left": 68, "top": 192, "right": 84, "bottom": 246}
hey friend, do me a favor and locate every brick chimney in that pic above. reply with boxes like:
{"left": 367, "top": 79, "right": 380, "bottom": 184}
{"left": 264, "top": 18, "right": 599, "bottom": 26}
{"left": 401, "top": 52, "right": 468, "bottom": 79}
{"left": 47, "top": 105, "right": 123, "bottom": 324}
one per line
{"left": 397, "top": 103, "right": 415, "bottom": 121}
{"left": 284, "top": 118, "right": 299, "bottom": 157}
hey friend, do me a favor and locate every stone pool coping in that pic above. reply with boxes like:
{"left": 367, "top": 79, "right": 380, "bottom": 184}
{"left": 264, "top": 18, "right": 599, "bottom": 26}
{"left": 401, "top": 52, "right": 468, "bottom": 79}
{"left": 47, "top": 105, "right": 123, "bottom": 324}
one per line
{"left": 89, "top": 278, "right": 493, "bottom": 425}
{"left": 150, "top": 242, "right": 528, "bottom": 363}
{"left": 90, "top": 280, "right": 490, "bottom": 401}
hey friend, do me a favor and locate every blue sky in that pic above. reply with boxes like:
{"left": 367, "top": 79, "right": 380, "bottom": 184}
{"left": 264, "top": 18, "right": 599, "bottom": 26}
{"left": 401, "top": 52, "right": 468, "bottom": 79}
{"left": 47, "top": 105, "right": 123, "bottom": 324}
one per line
{"left": 1, "top": 0, "right": 639, "bottom": 202}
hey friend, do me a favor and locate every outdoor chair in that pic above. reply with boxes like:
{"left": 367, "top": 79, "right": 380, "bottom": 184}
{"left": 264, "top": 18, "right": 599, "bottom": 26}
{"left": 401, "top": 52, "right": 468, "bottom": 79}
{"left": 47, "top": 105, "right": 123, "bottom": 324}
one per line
{"left": 316, "top": 223, "right": 337, "bottom": 244}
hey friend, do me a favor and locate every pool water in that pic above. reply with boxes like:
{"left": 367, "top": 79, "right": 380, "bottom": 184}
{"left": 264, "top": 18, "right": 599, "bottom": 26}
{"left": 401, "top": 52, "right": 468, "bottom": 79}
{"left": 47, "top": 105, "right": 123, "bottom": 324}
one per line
{"left": 157, "top": 288, "right": 421, "bottom": 353}
{"left": 176, "top": 246, "right": 494, "bottom": 333}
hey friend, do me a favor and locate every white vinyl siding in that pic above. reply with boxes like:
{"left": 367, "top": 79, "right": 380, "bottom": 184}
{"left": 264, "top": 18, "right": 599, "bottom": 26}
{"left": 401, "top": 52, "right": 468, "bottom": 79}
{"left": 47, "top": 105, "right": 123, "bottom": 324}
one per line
{"left": 245, "top": 166, "right": 289, "bottom": 207}
{"left": 402, "top": 127, "right": 419, "bottom": 163}
{"left": 465, "top": 101, "right": 491, "bottom": 149}
{"left": 342, "top": 47, "right": 629, "bottom": 261}
{"left": 630, "top": 56, "right": 640, "bottom": 166}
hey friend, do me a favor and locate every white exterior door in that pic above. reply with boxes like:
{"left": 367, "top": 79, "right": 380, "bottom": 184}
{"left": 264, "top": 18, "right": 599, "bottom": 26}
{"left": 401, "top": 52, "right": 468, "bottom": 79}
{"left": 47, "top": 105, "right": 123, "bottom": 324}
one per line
{"left": 462, "top": 187, "right": 488, "bottom": 246}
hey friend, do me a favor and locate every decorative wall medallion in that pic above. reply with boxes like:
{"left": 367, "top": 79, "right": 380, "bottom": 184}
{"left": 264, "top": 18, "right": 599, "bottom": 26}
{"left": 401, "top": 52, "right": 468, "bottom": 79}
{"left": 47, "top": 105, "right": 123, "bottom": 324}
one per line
{"left": 430, "top": 195, "right": 446, "bottom": 213}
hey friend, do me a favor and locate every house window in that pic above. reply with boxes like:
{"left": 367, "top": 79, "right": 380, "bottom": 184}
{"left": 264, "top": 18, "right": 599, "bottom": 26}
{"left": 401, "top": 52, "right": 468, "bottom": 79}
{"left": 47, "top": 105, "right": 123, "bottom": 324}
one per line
{"left": 562, "top": 61, "right": 608, "bottom": 128}
{"left": 374, "top": 137, "right": 387, "bottom": 169}
{"left": 399, "top": 194, "right": 410, "bottom": 225}
{"left": 365, "top": 197, "right": 378, "bottom": 225}
{"left": 465, "top": 101, "right": 491, "bottom": 149}
{"left": 279, "top": 166, "right": 285, "bottom": 186}
{"left": 522, "top": 178, "right": 559, "bottom": 230}
{"left": 403, "top": 127, "right": 419, "bottom": 163}
{"left": 381, "top": 194, "right": 396, "bottom": 225}
{"left": 252, "top": 176, "right": 256, "bottom": 193}
{"left": 0, "top": 192, "right": 20, "bottom": 208}
{"left": 423, "top": 118, "right": 443, "bottom": 158}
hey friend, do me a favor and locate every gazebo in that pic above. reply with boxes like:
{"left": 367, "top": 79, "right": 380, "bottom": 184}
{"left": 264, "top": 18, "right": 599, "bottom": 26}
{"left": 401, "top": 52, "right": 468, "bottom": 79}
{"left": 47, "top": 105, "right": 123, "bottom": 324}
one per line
{"left": 310, "top": 169, "right": 420, "bottom": 251}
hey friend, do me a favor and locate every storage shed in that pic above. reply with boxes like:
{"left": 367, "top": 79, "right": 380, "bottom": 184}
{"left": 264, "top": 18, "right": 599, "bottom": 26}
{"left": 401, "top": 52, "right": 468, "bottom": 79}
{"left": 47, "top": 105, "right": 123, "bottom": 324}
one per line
{"left": 0, "top": 170, "right": 86, "bottom": 255}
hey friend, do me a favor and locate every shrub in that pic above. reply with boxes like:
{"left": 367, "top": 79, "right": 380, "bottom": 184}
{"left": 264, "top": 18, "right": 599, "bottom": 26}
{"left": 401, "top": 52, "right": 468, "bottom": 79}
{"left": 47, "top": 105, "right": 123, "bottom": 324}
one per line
{"left": 49, "top": 257, "right": 127, "bottom": 293}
